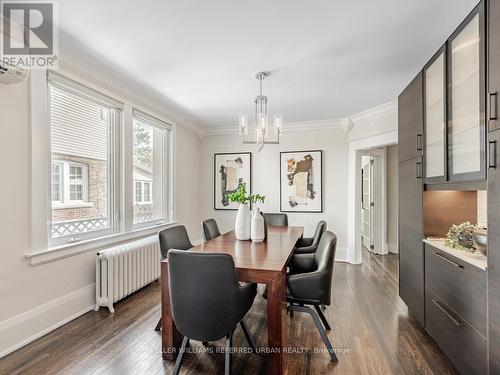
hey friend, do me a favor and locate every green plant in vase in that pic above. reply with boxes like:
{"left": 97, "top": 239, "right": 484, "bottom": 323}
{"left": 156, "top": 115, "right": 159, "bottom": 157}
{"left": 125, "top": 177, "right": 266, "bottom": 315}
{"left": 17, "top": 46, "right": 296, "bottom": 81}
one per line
{"left": 445, "top": 221, "right": 477, "bottom": 252}
{"left": 228, "top": 183, "right": 265, "bottom": 241}
{"left": 227, "top": 183, "right": 265, "bottom": 205}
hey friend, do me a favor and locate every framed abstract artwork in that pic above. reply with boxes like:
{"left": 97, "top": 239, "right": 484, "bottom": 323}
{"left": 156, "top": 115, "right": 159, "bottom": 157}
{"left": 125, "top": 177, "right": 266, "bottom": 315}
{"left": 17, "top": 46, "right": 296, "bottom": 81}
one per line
{"left": 280, "top": 150, "right": 322, "bottom": 213}
{"left": 214, "top": 152, "right": 252, "bottom": 210}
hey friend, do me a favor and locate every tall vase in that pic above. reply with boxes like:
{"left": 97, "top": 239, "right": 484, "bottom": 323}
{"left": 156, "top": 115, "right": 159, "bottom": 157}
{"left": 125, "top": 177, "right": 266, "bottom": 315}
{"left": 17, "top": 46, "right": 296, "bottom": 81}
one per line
{"left": 251, "top": 207, "right": 265, "bottom": 242}
{"left": 235, "top": 203, "right": 251, "bottom": 240}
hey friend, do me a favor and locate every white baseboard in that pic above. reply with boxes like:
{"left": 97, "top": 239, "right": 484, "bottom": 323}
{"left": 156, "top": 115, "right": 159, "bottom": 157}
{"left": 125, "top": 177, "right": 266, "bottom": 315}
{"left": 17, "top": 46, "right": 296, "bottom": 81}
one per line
{"left": 334, "top": 247, "right": 348, "bottom": 262}
{"left": 0, "top": 284, "right": 95, "bottom": 358}
{"left": 388, "top": 242, "right": 399, "bottom": 254}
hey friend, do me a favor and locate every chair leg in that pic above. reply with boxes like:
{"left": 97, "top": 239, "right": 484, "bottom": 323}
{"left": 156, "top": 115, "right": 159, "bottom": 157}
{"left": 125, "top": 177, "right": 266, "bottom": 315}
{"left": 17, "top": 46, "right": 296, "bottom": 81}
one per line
{"left": 314, "top": 304, "right": 331, "bottom": 331}
{"left": 225, "top": 330, "right": 233, "bottom": 375}
{"left": 154, "top": 318, "right": 162, "bottom": 332}
{"left": 172, "top": 336, "right": 189, "bottom": 375}
{"left": 239, "top": 320, "right": 257, "bottom": 352}
{"left": 288, "top": 305, "right": 338, "bottom": 362}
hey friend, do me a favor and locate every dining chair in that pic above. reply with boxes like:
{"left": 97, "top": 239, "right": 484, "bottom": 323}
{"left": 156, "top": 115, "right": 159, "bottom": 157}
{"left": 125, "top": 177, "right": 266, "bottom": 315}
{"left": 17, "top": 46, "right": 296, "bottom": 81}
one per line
{"left": 294, "top": 220, "right": 327, "bottom": 254}
{"left": 287, "top": 231, "right": 338, "bottom": 362}
{"left": 168, "top": 250, "right": 257, "bottom": 375}
{"left": 202, "top": 218, "right": 221, "bottom": 241}
{"left": 261, "top": 212, "right": 288, "bottom": 226}
{"left": 155, "top": 225, "right": 193, "bottom": 331}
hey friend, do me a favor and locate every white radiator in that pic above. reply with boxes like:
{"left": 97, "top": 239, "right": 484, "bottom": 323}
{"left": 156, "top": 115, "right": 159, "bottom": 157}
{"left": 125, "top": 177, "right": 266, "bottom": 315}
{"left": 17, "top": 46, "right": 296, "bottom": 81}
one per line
{"left": 95, "top": 236, "right": 161, "bottom": 313}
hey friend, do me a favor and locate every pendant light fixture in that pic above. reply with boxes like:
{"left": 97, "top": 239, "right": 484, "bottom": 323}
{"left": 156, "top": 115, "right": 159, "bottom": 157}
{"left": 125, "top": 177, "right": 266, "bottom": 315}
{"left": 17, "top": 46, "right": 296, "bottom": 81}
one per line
{"left": 239, "top": 72, "right": 282, "bottom": 151}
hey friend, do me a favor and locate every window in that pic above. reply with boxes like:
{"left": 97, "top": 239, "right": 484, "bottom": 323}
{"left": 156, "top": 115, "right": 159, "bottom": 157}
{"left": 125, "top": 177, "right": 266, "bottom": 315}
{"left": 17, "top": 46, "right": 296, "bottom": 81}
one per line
{"left": 135, "top": 181, "right": 143, "bottom": 203}
{"left": 29, "top": 69, "right": 175, "bottom": 261}
{"left": 143, "top": 181, "right": 152, "bottom": 202}
{"left": 51, "top": 162, "right": 62, "bottom": 202}
{"left": 134, "top": 180, "right": 153, "bottom": 204}
{"left": 48, "top": 73, "right": 120, "bottom": 243}
{"left": 132, "top": 110, "right": 170, "bottom": 226}
{"left": 51, "top": 161, "right": 89, "bottom": 205}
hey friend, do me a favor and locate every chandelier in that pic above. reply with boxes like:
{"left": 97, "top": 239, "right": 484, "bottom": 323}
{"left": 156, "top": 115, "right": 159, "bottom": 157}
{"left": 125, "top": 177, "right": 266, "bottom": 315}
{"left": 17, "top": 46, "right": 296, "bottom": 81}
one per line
{"left": 239, "top": 72, "right": 283, "bottom": 151}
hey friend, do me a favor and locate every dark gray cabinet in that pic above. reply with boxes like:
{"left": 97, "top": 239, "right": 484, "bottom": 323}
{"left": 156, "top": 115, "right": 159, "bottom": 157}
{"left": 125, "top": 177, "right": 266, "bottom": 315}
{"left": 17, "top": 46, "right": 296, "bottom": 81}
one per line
{"left": 424, "top": 244, "right": 487, "bottom": 375}
{"left": 488, "top": 129, "right": 500, "bottom": 373}
{"left": 398, "top": 156, "right": 424, "bottom": 325}
{"left": 447, "top": 3, "right": 486, "bottom": 182}
{"left": 425, "top": 244, "right": 487, "bottom": 336}
{"left": 488, "top": 0, "right": 500, "bottom": 132}
{"left": 425, "top": 289, "right": 487, "bottom": 375}
{"left": 398, "top": 73, "right": 423, "bottom": 163}
{"left": 489, "top": 1, "right": 500, "bottom": 373}
{"left": 423, "top": 3, "right": 486, "bottom": 185}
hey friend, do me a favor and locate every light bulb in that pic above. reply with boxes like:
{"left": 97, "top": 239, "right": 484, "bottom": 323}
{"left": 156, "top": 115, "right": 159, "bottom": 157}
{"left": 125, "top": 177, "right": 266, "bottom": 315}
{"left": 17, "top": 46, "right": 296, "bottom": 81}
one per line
{"left": 274, "top": 113, "right": 283, "bottom": 135}
{"left": 239, "top": 114, "right": 248, "bottom": 135}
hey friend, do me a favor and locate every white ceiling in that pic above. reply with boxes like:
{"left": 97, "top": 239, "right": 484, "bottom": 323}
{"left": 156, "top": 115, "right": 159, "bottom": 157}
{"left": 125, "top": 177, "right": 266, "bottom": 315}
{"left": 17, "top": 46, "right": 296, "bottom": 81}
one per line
{"left": 58, "top": 0, "right": 479, "bottom": 128}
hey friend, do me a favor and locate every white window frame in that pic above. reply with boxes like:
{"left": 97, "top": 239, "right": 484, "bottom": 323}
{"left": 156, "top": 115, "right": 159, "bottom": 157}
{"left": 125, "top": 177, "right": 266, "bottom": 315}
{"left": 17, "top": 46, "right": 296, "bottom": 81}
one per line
{"left": 27, "top": 67, "right": 177, "bottom": 265}
{"left": 132, "top": 109, "right": 172, "bottom": 229}
{"left": 47, "top": 73, "right": 121, "bottom": 246}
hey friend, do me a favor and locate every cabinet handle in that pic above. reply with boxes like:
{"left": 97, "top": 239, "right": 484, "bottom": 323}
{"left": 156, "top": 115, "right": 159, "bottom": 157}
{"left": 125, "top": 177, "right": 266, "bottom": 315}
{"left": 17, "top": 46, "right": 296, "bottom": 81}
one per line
{"left": 432, "top": 252, "right": 463, "bottom": 268}
{"left": 416, "top": 133, "right": 423, "bottom": 151}
{"left": 489, "top": 141, "right": 497, "bottom": 169}
{"left": 433, "top": 300, "right": 463, "bottom": 327}
{"left": 415, "top": 161, "right": 422, "bottom": 179}
{"left": 490, "top": 92, "right": 498, "bottom": 121}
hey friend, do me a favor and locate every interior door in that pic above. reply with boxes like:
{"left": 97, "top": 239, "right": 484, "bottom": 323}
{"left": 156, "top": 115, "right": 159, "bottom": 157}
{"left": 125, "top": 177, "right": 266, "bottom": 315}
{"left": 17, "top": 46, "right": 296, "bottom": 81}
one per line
{"left": 361, "top": 157, "right": 373, "bottom": 252}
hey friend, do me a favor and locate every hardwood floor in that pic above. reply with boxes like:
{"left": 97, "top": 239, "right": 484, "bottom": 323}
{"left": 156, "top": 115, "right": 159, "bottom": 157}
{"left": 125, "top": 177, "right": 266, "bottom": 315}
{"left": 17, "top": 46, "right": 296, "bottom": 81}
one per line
{"left": 0, "top": 251, "right": 457, "bottom": 375}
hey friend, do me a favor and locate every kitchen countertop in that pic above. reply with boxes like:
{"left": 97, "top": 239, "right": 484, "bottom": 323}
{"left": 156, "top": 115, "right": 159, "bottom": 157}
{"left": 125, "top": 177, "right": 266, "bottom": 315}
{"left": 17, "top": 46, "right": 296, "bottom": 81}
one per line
{"left": 423, "top": 238, "right": 487, "bottom": 271}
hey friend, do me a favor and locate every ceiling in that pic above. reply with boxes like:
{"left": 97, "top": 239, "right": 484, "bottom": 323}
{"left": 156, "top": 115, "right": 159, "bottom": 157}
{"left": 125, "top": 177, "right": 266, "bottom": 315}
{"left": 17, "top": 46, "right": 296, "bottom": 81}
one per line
{"left": 58, "top": 0, "right": 479, "bottom": 129}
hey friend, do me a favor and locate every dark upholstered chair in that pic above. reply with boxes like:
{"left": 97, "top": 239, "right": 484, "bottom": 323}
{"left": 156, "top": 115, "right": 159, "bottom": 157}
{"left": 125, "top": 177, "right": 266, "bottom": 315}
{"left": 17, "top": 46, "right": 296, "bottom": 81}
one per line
{"left": 261, "top": 212, "right": 288, "bottom": 227}
{"left": 287, "top": 231, "right": 338, "bottom": 362}
{"left": 168, "top": 250, "right": 257, "bottom": 375}
{"left": 155, "top": 225, "right": 193, "bottom": 331}
{"left": 159, "top": 225, "right": 193, "bottom": 260}
{"left": 202, "top": 218, "right": 221, "bottom": 242}
{"left": 294, "top": 220, "right": 327, "bottom": 254}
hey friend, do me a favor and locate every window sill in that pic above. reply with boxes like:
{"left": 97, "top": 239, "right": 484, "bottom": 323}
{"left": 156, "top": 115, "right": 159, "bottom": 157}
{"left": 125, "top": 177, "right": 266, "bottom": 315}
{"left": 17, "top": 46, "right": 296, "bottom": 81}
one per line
{"left": 25, "top": 221, "right": 178, "bottom": 266}
{"left": 52, "top": 202, "right": 94, "bottom": 209}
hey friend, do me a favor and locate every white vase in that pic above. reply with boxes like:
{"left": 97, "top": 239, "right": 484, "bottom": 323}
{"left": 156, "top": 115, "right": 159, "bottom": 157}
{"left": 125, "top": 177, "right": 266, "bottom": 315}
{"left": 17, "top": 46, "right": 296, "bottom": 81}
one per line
{"left": 251, "top": 207, "right": 265, "bottom": 242}
{"left": 235, "top": 203, "right": 251, "bottom": 240}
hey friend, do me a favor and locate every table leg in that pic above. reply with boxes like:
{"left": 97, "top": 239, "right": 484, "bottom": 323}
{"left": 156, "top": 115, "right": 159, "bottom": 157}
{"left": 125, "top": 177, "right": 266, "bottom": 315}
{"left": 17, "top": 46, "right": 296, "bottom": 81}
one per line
{"left": 266, "top": 270, "right": 286, "bottom": 374}
{"left": 161, "top": 261, "right": 183, "bottom": 360}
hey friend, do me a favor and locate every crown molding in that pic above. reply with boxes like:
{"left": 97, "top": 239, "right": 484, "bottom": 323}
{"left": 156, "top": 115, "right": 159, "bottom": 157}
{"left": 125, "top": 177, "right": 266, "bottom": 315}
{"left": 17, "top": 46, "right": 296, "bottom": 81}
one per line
{"left": 202, "top": 100, "right": 397, "bottom": 137}
{"left": 204, "top": 118, "right": 344, "bottom": 136}
{"left": 349, "top": 100, "right": 397, "bottom": 126}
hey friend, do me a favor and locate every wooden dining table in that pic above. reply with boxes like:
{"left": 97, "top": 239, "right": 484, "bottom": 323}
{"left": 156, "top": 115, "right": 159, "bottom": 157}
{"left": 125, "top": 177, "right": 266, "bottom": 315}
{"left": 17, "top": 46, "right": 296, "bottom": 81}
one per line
{"left": 161, "top": 225, "right": 304, "bottom": 374}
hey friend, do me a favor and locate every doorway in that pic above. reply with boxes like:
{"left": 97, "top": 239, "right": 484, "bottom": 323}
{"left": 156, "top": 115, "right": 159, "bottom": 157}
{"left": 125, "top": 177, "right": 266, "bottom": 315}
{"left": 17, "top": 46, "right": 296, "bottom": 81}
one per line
{"left": 360, "top": 150, "right": 385, "bottom": 254}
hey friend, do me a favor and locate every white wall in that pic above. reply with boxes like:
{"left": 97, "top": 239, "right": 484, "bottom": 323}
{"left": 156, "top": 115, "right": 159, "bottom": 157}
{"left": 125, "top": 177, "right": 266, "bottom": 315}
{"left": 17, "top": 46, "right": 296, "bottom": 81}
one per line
{"left": 0, "top": 68, "right": 202, "bottom": 357}
{"left": 386, "top": 145, "right": 399, "bottom": 253}
{"left": 200, "top": 129, "right": 349, "bottom": 260}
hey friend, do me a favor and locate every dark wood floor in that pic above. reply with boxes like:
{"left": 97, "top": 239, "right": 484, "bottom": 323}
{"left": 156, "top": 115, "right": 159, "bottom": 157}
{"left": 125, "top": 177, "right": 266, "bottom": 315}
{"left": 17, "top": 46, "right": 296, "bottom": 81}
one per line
{"left": 0, "top": 250, "right": 457, "bottom": 375}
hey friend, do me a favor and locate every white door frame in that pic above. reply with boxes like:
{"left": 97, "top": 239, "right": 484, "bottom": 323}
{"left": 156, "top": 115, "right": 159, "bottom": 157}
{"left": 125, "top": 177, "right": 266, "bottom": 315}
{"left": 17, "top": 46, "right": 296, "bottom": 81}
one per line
{"left": 347, "top": 131, "right": 398, "bottom": 264}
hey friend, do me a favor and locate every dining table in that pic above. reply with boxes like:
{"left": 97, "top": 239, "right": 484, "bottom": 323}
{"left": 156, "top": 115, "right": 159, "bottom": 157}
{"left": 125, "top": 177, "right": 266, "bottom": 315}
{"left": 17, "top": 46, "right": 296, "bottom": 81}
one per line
{"left": 161, "top": 225, "right": 304, "bottom": 374}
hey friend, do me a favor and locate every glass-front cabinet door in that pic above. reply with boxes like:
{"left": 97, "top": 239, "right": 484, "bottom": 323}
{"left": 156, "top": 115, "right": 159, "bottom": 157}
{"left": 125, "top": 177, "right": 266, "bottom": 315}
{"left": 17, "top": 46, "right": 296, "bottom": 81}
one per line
{"left": 424, "top": 48, "right": 446, "bottom": 183}
{"left": 448, "top": 7, "right": 485, "bottom": 181}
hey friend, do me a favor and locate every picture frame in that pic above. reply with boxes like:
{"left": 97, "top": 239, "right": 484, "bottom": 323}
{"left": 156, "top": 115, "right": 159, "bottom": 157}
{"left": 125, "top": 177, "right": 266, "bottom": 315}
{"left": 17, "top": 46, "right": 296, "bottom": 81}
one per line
{"left": 214, "top": 152, "right": 252, "bottom": 210}
{"left": 280, "top": 150, "right": 322, "bottom": 213}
